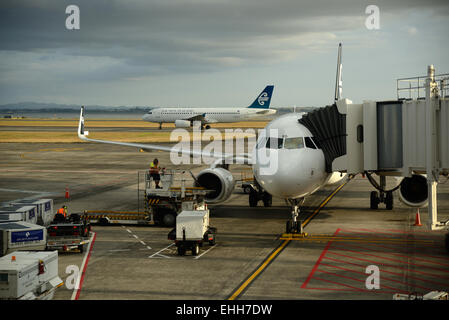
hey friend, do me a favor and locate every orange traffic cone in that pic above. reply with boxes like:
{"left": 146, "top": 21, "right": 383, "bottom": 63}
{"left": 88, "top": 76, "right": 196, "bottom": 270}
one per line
{"left": 65, "top": 187, "right": 70, "bottom": 200}
{"left": 414, "top": 208, "right": 422, "bottom": 226}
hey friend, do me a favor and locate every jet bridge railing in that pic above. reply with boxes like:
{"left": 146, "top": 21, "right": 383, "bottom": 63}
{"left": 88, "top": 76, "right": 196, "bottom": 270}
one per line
{"left": 397, "top": 73, "right": 449, "bottom": 100}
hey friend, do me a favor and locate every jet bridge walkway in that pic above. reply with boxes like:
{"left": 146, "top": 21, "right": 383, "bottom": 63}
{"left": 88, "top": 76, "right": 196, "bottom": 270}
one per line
{"left": 298, "top": 65, "right": 449, "bottom": 233}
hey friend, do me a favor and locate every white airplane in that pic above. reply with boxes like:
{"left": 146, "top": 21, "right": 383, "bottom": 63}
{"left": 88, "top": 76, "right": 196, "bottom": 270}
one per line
{"left": 142, "top": 85, "right": 276, "bottom": 130}
{"left": 77, "top": 44, "right": 427, "bottom": 233}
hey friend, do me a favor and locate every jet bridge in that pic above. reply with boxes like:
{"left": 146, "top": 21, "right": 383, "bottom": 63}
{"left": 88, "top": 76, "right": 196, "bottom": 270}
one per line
{"left": 300, "top": 65, "right": 449, "bottom": 231}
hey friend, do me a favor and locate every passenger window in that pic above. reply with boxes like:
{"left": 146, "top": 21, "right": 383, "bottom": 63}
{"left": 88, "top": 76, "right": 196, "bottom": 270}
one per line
{"left": 266, "top": 137, "right": 283, "bottom": 149}
{"left": 283, "top": 137, "right": 304, "bottom": 149}
{"left": 304, "top": 137, "right": 317, "bottom": 149}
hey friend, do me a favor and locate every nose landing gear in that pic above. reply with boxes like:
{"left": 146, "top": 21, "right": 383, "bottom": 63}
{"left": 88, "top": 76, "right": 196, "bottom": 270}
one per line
{"left": 286, "top": 198, "right": 305, "bottom": 233}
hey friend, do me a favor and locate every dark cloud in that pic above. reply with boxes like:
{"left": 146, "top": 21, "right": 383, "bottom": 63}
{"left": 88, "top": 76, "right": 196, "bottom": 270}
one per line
{"left": 2, "top": 0, "right": 447, "bottom": 76}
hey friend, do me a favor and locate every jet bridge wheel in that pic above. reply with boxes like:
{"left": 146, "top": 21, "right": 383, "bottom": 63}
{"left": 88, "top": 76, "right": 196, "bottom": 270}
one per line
{"left": 445, "top": 233, "right": 449, "bottom": 254}
{"left": 370, "top": 191, "right": 380, "bottom": 210}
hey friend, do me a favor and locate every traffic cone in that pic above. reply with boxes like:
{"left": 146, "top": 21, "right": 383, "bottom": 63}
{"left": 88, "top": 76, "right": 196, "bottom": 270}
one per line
{"left": 414, "top": 208, "right": 422, "bottom": 226}
{"left": 65, "top": 187, "right": 70, "bottom": 200}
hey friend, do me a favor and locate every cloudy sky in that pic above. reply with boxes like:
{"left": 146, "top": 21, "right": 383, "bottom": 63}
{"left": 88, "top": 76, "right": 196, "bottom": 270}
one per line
{"left": 0, "top": 0, "right": 448, "bottom": 108}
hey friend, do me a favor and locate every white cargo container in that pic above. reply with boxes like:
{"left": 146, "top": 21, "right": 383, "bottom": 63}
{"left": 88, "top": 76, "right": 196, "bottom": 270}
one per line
{"left": 10, "top": 199, "right": 54, "bottom": 226}
{"left": 176, "top": 210, "right": 209, "bottom": 241}
{"left": 0, "top": 205, "right": 37, "bottom": 225}
{"left": 0, "top": 221, "right": 47, "bottom": 256}
{"left": 0, "top": 212, "right": 23, "bottom": 222}
{"left": 0, "top": 251, "right": 63, "bottom": 300}
{"left": 170, "top": 209, "right": 216, "bottom": 256}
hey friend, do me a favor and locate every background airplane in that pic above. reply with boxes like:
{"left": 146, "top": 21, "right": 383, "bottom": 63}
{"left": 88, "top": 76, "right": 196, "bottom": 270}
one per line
{"left": 142, "top": 85, "right": 276, "bottom": 130}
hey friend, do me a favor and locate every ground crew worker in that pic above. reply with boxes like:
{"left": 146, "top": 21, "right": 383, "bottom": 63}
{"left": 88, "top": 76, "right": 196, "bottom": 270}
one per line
{"left": 149, "top": 158, "right": 162, "bottom": 189}
{"left": 57, "top": 205, "right": 68, "bottom": 218}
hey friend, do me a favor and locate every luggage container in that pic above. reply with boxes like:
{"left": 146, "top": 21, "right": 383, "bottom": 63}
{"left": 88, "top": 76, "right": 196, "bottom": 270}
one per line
{"left": 0, "top": 251, "right": 63, "bottom": 300}
{"left": 0, "top": 212, "right": 23, "bottom": 223}
{"left": 168, "top": 209, "right": 217, "bottom": 256}
{"left": 0, "top": 205, "right": 37, "bottom": 225}
{"left": 0, "top": 221, "right": 47, "bottom": 256}
{"left": 10, "top": 199, "right": 54, "bottom": 226}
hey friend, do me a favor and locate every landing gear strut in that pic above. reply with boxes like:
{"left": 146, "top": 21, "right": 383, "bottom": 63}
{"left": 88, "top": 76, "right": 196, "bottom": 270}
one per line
{"left": 159, "top": 123, "right": 162, "bottom": 130}
{"left": 366, "top": 173, "right": 398, "bottom": 210}
{"left": 286, "top": 198, "right": 305, "bottom": 233}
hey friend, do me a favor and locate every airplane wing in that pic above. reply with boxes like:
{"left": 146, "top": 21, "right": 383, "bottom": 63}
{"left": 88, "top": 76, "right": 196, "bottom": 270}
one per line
{"left": 77, "top": 107, "right": 251, "bottom": 164}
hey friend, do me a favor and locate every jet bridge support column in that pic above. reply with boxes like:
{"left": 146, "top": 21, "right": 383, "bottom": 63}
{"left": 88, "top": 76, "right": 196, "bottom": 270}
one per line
{"left": 426, "top": 65, "right": 440, "bottom": 230}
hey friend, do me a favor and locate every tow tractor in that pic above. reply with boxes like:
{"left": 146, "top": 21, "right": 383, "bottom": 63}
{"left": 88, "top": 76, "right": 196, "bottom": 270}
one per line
{"left": 46, "top": 213, "right": 91, "bottom": 253}
{"left": 167, "top": 208, "right": 217, "bottom": 256}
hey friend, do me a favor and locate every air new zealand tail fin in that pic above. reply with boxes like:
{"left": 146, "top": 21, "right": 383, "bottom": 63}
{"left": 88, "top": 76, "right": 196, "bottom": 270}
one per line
{"left": 248, "top": 85, "right": 274, "bottom": 109}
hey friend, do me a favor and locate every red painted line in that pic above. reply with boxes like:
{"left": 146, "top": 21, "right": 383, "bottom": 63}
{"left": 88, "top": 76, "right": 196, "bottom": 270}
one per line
{"left": 321, "top": 258, "right": 433, "bottom": 291}
{"left": 326, "top": 250, "right": 449, "bottom": 282}
{"left": 301, "top": 228, "right": 341, "bottom": 289}
{"left": 341, "top": 229, "right": 438, "bottom": 242}
{"left": 323, "top": 255, "right": 449, "bottom": 289}
{"left": 385, "top": 228, "right": 446, "bottom": 235}
{"left": 303, "top": 287, "right": 402, "bottom": 293}
{"left": 330, "top": 245, "right": 449, "bottom": 274}
{"left": 316, "top": 268, "right": 408, "bottom": 294}
{"left": 74, "top": 232, "right": 97, "bottom": 300}
{"left": 332, "top": 241, "right": 449, "bottom": 268}
{"left": 366, "top": 241, "right": 449, "bottom": 260}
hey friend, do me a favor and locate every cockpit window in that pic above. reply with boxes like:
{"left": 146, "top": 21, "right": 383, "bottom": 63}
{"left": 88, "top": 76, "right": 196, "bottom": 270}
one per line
{"left": 147, "top": 112, "right": 152, "bottom": 115}
{"left": 304, "top": 137, "right": 317, "bottom": 149}
{"left": 283, "top": 137, "right": 304, "bottom": 149}
{"left": 266, "top": 137, "right": 283, "bottom": 149}
{"left": 256, "top": 137, "right": 267, "bottom": 149}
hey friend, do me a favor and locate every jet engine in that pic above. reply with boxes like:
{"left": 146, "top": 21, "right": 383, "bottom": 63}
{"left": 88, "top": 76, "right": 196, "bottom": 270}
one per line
{"left": 196, "top": 167, "right": 235, "bottom": 203}
{"left": 175, "top": 120, "right": 191, "bottom": 128}
{"left": 398, "top": 174, "right": 428, "bottom": 207}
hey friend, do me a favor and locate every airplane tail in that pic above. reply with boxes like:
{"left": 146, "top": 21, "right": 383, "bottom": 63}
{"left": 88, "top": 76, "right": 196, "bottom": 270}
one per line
{"left": 248, "top": 85, "right": 274, "bottom": 109}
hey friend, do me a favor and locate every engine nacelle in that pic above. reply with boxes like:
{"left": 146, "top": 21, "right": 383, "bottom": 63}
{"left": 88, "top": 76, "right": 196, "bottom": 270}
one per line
{"left": 398, "top": 174, "right": 428, "bottom": 207}
{"left": 175, "top": 119, "right": 191, "bottom": 128}
{"left": 196, "top": 167, "right": 235, "bottom": 203}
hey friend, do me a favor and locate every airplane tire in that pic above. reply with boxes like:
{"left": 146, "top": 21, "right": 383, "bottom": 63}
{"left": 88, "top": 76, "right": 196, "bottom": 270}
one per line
{"left": 286, "top": 220, "right": 292, "bottom": 233}
{"left": 370, "top": 191, "right": 379, "bottom": 210}
{"left": 162, "top": 212, "right": 176, "bottom": 227}
{"left": 262, "top": 192, "right": 272, "bottom": 207}
{"left": 249, "top": 192, "right": 258, "bottom": 207}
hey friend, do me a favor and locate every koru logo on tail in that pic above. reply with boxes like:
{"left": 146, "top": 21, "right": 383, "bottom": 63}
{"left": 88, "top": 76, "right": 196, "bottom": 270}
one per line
{"left": 258, "top": 92, "right": 269, "bottom": 105}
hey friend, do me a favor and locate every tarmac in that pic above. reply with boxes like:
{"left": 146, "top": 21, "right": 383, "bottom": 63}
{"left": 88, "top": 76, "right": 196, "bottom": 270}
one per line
{"left": 1, "top": 137, "right": 448, "bottom": 300}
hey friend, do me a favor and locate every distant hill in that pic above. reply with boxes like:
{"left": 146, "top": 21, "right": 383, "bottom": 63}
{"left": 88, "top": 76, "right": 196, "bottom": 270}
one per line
{"left": 0, "top": 102, "right": 318, "bottom": 114}
{"left": 0, "top": 102, "right": 153, "bottom": 113}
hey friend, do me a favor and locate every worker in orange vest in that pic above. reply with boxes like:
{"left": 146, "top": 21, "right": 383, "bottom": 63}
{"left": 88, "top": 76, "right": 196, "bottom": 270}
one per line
{"left": 57, "top": 205, "right": 68, "bottom": 218}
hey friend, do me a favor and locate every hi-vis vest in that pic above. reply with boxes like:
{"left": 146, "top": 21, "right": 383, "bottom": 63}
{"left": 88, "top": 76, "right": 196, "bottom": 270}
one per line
{"left": 57, "top": 208, "right": 66, "bottom": 217}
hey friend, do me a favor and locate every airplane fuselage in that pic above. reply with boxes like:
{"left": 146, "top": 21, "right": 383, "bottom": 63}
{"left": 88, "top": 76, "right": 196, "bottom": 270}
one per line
{"left": 142, "top": 107, "right": 276, "bottom": 124}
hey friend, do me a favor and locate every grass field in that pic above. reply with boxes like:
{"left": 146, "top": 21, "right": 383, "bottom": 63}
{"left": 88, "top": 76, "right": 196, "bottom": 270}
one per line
{"left": 0, "top": 118, "right": 263, "bottom": 143}
{"left": 0, "top": 119, "right": 268, "bottom": 128}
